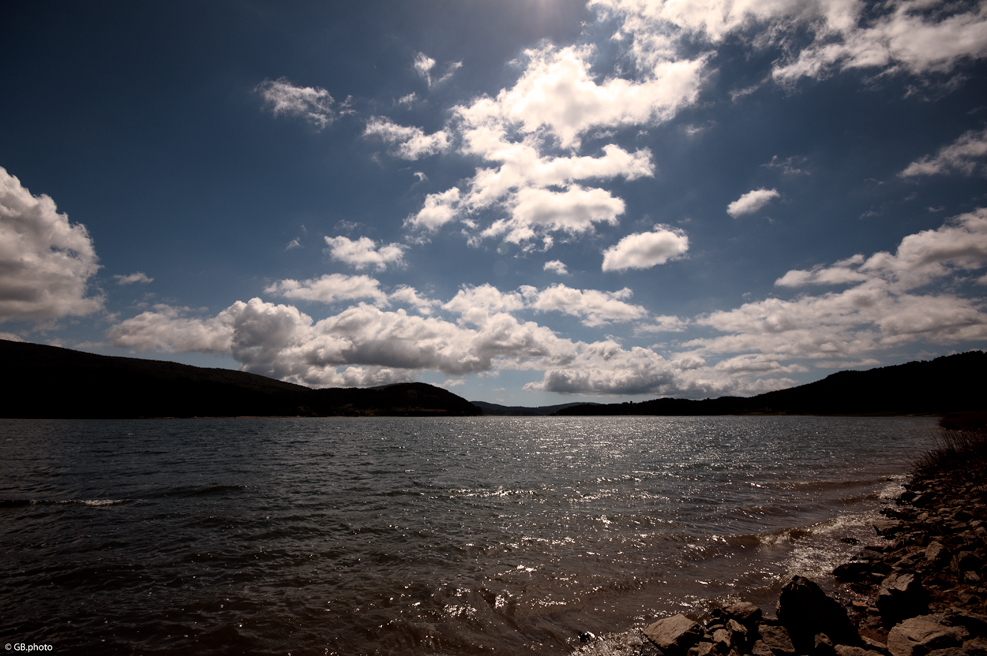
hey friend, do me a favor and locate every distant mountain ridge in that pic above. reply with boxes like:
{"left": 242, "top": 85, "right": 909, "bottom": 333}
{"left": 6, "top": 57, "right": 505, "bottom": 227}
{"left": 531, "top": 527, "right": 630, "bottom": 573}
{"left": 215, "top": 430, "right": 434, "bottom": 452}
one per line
{"left": 3, "top": 340, "right": 983, "bottom": 419}
{"left": 469, "top": 401, "right": 595, "bottom": 416}
{"left": 0, "top": 339, "right": 481, "bottom": 418}
{"left": 555, "top": 351, "right": 986, "bottom": 416}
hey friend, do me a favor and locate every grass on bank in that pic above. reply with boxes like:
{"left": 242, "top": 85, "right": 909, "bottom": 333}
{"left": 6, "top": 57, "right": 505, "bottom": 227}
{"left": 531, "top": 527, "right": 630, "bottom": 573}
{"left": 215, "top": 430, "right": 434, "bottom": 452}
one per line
{"left": 914, "top": 411, "right": 987, "bottom": 488}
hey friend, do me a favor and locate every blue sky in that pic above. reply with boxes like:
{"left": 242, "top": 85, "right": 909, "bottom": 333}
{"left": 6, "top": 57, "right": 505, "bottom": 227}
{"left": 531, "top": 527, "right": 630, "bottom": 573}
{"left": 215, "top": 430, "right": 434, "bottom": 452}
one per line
{"left": 1, "top": 0, "right": 985, "bottom": 406}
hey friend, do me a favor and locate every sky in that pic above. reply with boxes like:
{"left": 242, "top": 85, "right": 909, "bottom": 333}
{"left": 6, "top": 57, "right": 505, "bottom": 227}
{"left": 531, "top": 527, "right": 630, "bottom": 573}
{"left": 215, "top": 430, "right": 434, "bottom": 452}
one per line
{"left": 1, "top": 0, "right": 985, "bottom": 406}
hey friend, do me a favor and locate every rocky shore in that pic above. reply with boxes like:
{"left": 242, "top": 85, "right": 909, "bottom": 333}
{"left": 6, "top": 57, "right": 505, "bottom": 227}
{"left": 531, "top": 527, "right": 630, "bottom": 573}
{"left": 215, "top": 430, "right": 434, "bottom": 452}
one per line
{"left": 577, "top": 427, "right": 987, "bottom": 656}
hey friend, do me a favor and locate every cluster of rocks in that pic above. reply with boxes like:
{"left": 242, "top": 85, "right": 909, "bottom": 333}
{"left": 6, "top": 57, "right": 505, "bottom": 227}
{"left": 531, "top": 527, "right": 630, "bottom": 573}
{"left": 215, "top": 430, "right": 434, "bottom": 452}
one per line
{"left": 603, "top": 469, "right": 986, "bottom": 656}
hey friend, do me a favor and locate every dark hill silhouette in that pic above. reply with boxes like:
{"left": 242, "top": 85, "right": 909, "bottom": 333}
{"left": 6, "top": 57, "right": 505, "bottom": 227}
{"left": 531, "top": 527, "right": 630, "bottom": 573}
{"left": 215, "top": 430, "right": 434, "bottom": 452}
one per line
{"left": 0, "top": 339, "right": 481, "bottom": 418}
{"left": 469, "top": 401, "right": 595, "bottom": 416}
{"left": 555, "top": 351, "right": 987, "bottom": 416}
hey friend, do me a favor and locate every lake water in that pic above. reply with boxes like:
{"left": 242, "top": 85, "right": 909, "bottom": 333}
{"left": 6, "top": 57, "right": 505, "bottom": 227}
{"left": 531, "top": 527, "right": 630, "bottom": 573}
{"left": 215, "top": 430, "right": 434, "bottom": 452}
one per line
{"left": 0, "top": 416, "right": 937, "bottom": 655}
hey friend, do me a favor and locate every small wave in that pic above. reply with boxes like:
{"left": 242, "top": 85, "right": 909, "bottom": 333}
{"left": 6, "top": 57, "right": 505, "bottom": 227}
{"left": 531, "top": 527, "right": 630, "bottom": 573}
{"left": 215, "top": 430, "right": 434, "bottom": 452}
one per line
{"left": 571, "top": 631, "right": 647, "bottom": 656}
{"left": 179, "top": 484, "right": 247, "bottom": 497}
{"left": 70, "top": 499, "right": 129, "bottom": 506}
{"left": 878, "top": 475, "right": 908, "bottom": 500}
{"left": 770, "top": 477, "right": 890, "bottom": 491}
{"left": 775, "top": 508, "right": 891, "bottom": 581}
{"left": 0, "top": 498, "right": 131, "bottom": 508}
{"left": 447, "top": 486, "right": 541, "bottom": 499}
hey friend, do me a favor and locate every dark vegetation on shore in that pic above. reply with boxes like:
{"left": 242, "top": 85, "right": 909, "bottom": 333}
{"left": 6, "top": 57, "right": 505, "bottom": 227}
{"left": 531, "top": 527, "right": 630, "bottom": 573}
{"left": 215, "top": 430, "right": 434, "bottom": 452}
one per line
{"left": 0, "top": 339, "right": 481, "bottom": 418}
{"left": 556, "top": 352, "right": 987, "bottom": 417}
{"left": 583, "top": 413, "right": 987, "bottom": 656}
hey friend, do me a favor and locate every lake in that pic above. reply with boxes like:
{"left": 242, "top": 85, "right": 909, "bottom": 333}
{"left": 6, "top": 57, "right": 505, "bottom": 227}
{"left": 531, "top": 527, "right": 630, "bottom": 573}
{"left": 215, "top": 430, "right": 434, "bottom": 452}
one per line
{"left": 0, "top": 416, "right": 937, "bottom": 655}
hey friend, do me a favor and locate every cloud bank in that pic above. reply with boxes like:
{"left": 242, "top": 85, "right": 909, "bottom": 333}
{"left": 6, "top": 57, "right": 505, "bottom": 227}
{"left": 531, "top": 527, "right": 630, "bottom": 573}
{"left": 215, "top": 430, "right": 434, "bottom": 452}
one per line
{"left": 106, "top": 209, "right": 987, "bottom": 397}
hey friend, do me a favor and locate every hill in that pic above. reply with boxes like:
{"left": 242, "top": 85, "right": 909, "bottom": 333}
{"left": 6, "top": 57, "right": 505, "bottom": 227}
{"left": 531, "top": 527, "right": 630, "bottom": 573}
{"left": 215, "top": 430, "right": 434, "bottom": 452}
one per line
{"left": 0, "top": 339, "right": 481, "bottom": 418}
{"left": 469, "top": 401, "right": 595, "bottom": 416}
{"left": 555, "top": 351, "right": 987, "bottom": 416}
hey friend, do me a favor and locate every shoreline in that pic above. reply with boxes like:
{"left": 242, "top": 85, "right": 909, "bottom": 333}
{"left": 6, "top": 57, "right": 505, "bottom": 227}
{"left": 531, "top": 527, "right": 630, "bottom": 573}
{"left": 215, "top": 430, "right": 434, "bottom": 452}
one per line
{"left": 577, "top": 431, "right": 986, "bottom": 656}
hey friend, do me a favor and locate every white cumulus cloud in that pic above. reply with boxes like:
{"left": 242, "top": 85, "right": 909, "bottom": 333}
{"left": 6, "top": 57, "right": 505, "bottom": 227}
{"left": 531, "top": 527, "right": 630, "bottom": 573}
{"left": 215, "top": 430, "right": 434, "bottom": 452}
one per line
{"left": 108, "top": 295, "right": 571, "bottom": 387}
{"left": 601, "top": 226, "right": 689, "bottom": 271}
{"left": 406, "top": 188, "right": 462, "bottom": 231}
{"left": 772, "top": 2, "right": 987, "bottom": 82}
{"left": 593, "top": 0, "right": 987, "bottom": 84}
{"left": 264, "top": 274, "right": 389, "bottom": 306}
{"left": 389, "top": 285, "right": 440, "bottom": 315}
{"left": 256, "top": 78, "right": 340, "bottom": 130}
{"left": 483, "top": 185, "right": 625, "bottom": 245}
{"left": 0, "top": 167, "right": 103, "bottom": 323}
{"left": 402, "top": 40, "right": 690, "bottom": 247}
{"left": 727, "top": 188, "right": 780, "bottom": 218}
{"left": 526, "top": 284, "right": 647, "bottom": 327}
{"left": 107, "top": 303, "right": 237, "bottom": 353}
{"left": 684, "top": 209, "right": 987, "bottom": 363}
{"left": 544, "top": 260, "right": 568, "bottom": 275}
{"left": 900, "top": 128, "right": 987, "bottom": 178}
{"left": 524, "top": 340, "right": 792, "bottom": 397}
{"left": 414, "top": 52, "right": 436, "bottom": 86}
{"left": 364, "top": 117, "right": 451, "bottom": 160}
{"left": 114, "top": 272, "right": 153, "bottom": 285}
{"left": 323, "top": 235, "right": 406, "bottom": 271}
{"left": 472, "top": 44, "right": 705, "bottom": 150}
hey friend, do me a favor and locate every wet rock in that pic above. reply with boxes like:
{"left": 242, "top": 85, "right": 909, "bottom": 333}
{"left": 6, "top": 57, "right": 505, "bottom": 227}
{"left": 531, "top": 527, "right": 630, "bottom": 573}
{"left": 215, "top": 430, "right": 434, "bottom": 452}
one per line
{"left": 751, "top": 641, "right": 773, "bottom": 656}
{"left": 892, "top": 551, "right": 925, "bottom": 572}
{"left": 960, "top": 637, "right": 987, "bottom": 656}
{"left": 715, "top": 602, "right": 763, "bottom": 630}
{"left": 951, "top": 552, "right": 984, "bottom": 575}
{"left": 777, "top": 576, "right": 861, "bottom": 650}
{"left": 874, "top": 520, "right": 903, "bottom": 537}
{"left": 861, "top": 636, "right": 888, "bottom": 653}
{"left": 644, "top": 614, "right": 702, "bottom": 655}
{"left": 756, "top": 624, "right": 796, "bottom": 656}
{"left": 833, "top": 646, "right": 886, "bottom": 656}
{"left": 943, "top": 608, "right": 987, "bottom": 635}
{"left": 836, "top": 561, "right": 876, "bottom": 582}
{"left": 639, "top": 635, "right": 664, "bottom": 656}
{"left": 926, "top": 542, "right": 948, "bottom": 564}
{"left": 712, "top": 628, "right": 731, "bottom": 651}
{"left": 727, "top": 619, "right": 749, "bottom": 651}
{"left": 886, "top": 615, "right": 969, "bottom": 656}
{"left": 816, "top": 632, "right": 836, "bottom": 656}
{"left": 688, "top": 640, "right": 716, "bottom": 656}
{"left": 877, "top": 573, "right": 928, "bottom": 628}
